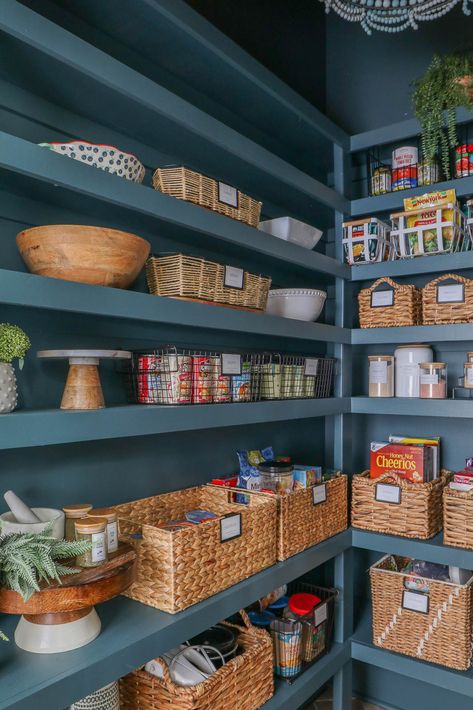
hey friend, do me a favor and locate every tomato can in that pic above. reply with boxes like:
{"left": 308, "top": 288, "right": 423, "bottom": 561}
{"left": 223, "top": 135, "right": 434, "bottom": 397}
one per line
{"left": 192, "top": 356, "right": 214, "bottom": 403}
{"left": 392, "top": 165, "right": 418, "bottom": 191}
{"left": 162, "top": 355, "right": 192, "bottom": 404}
{"left": 455, "top": 144, "right": 473, "bottom": 177}
{"left": 212, "top": 356, "right": 231, "bottom": 403}
{"left": 392, "top": 146, "right": 418, "bottom": 168}
{"left": 136, "top": 355, "right": 162, "bottom": 404}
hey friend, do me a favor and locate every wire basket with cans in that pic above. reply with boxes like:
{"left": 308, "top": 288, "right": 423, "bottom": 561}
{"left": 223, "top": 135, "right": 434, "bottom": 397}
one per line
{"left": 257, "top": 354, "right": 335, "bottom": 401}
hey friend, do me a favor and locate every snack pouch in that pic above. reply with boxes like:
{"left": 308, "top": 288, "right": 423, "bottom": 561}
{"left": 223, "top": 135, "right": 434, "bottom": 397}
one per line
{"left": 236, "top": 446, "right": 274, "bottom": 493}
{"left": 404, "top": 189, "right": 458, "bottom": 254}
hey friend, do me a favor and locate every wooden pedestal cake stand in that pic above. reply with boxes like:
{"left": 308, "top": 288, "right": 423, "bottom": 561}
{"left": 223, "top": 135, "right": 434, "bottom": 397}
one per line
{"left": 0, "top": 543, "right": 135, "bottom": 653}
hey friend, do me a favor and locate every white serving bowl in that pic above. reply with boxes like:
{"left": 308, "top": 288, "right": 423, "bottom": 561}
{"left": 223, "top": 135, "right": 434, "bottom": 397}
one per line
{"left": 0, "top": 507, "right": 65, "bottom": 539}
{"left": 258, "top": 216, "right": 323, "bottom": 250}
{"left": 38, "top": 141, "right": 145, "bottom": 183}
{"left": 266, "top": 288, "right": 327, "bottom": 322}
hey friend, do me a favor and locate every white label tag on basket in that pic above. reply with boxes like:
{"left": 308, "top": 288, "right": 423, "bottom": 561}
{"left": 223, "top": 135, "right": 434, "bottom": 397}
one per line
{"left": 218, "top": 182, "right": 238, "bottom": 208}
{"left": 437, "top": 283, "right": 464, "bottom": 303}
{"left": 314, "top": 602, "right": 328, "bottom": 627}
{"left": 224, "top": 266, "right": 244, "bottom": 290}
{"left": 402, "top": 590, "right": 429, "bottom": 614}
{"left": 371, "top": 290, "right": 394, "bottom": 308}
{"left": 220, "top": 513, "right": 242, "bottom": 542}
{"left": 312, "top": 483, "right": 327, "bottom": 505}
{"left": 375, "top": 483, "right": 401, "bottom": 504}
{"left": 221, "top": 353, "right": 242, "bottom": 375}
{"left": 304, "top": 358, "right": 319, "bottom": 377}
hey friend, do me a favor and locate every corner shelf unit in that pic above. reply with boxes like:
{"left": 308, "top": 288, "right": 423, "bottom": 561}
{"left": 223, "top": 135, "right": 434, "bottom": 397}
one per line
{"left": 2, "top": 2, "right": 473, "bottom": 710}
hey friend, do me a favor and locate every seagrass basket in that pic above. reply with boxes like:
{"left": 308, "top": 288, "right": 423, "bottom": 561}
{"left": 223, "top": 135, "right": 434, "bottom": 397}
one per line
{"left": 358, "top": 276, "right": 422, "bottom": 328}
{"left": 119, "top": 611, "right": 274, "bottom": 710}
{"left": 230, "top": 474, "right": 348, "bottom": 561}
{"left": 422, "top": 273, "right": 473, "bottom": 324}
{"left": 370, "top": 554, "right": 473, "bottom": 670}
{"left": 444, "top": 485, "right": 473, "bottom": 549}
{"left": 351, "top": 470, "right": 450, "bottom": 539}
{"left": 152, "top": 167, "right": 262, "bottom": 226}
{"left": 146, "top": 254, "right": 271, "bottom": 311}
{"left": 113, "top": 485, "right": 277, "bottom": 613}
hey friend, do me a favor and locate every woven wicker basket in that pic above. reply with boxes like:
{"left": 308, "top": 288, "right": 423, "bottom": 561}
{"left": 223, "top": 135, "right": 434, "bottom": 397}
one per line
{"left": 370, "top": 554, "right": 473, "bottom": 670}
{"left": 231, "top": 475, "right": 348, "bottom": 561}
{"left": 351, "top": 471, "right": 450, "bottom": 539}
{"left": 113, "top": 485, "right": 277, "bottom": 613}
{"left": 444, "top": 485, "right": 473, "bottom": 549}
{"left": 119, "top": 611, "right": 274, "bottom": 710}
{"left": 152, "top": 167, "right": 262, "bottom": 227}
{"left": 358, "top": 276, "right": 422, "bottom": 328}
{"left": 146, "top": 254, "right": 271, "bottom": 311}
{"left": 422, "top": 273, "right": 473, "bottom": 325}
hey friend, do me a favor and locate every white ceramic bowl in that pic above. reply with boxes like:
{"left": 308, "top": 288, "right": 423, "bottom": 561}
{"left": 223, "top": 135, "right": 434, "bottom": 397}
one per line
{"left": 38, "top": 141, "right": 145, "bottom": 183}
{"left": 0, "top": 507, "right": 65, "bottom": 539}
{"left": 258, "top": 217, "right": 323, "bottom": 250}
{"left": 266, "top": 289, "right": 327, "bottom": 321}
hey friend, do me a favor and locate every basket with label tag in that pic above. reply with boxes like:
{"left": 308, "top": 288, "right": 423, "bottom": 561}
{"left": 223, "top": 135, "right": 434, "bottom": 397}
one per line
{"left": 112, "top": 485, "right": 277, "bottom": 613}
{"left": 422, "top": 273, "right": 473, "bottom": 325}
{"left": 351, "top": 470, "right": 451, "bottom": 539}
{"left": 152, "top": 166, "right": 262, "bottom": 226}
{"left": 146, "top": 254, "right": 271, "bottom": 312}
{"left": 358, "top": 276, "right": 422, "bottom": 328}
{"left": 370, "top": 554, "right": 473, "bottom": 669}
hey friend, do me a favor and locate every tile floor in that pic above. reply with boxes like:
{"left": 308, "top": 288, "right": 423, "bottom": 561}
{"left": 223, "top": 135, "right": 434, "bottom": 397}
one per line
{"left": 304, "top": 685, "right": 385, "bottom": 710}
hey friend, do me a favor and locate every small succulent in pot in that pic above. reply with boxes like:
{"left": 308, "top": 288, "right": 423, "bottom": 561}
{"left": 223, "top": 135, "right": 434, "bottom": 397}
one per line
{"left": 0, "top": 323, "right": 31, "bottom": 414}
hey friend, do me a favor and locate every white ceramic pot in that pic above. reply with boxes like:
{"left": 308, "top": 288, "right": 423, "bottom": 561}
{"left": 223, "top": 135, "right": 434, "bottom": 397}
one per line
{"left": 69, "top": 681, "right": 119, "bottom": 710}
{"left": 394, "top": 344, "right": 433, "bottom": 398}
{"left": 258, "top": 216, "right": 323, "bottom": 250}
{"left": 0, "top": 508, "right": 65, "bottom": 539}
{"left": 266, "top": 289, "right": 327, "bottom": 322}
{"left": 15, "top": 607, "right": 101, "bottom": 654}
{"left": 0, "top": 363, "right": 17, "bottom": 413}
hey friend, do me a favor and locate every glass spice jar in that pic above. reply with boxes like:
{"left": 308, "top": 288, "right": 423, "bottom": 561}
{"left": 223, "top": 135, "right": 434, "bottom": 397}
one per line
{"left": 74, "top": 517, "right": 108, "bottom": 568}
{"left": 63, "top": 503, "right": 93, "bottom": 541}
{"left": 419, "top": 362, "right": 447, "bottom": 399}
{"left": 464, "top": 362, "right": 473, "bottom": 389}
{"left": 89, "top": 507, "right": 119, "bottom": 553}
{"left": 368, "top": 355, "right": 394, "bottom": 397}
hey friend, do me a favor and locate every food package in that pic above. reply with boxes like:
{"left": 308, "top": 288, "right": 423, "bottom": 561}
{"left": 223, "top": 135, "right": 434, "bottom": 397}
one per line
{"left": 403, "top": 189, "right": 458, "bottom": 254}
{"left": 236, "top": 446, "right": 274, "bottom": 491}
{"left": 370, "top": 441, "right": 433, "bottom": 483}
{"left": 292, "top": 466, "right": 322, "bottom": 489}
{"left": 389, "top": 435, "right": 440, "bottom": 479}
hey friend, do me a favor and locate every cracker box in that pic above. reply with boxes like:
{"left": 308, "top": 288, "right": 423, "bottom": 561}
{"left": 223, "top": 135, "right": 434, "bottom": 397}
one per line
{"left": 370, "top": 441, "right": 433, "bottom": 483}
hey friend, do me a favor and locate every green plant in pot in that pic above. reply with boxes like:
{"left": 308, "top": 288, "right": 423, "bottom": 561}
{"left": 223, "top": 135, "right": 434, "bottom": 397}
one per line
{"left": 413, "top": 52, "right": 473, "bottom": 180}
{"left": 0, "top": 524, "right": 91, "bottom": 640}
{"left": 0, "top": 323, "right": 31, "bottom": 414}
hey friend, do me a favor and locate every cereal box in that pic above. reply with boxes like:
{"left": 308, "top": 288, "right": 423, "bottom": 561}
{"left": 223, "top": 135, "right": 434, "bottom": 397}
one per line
{"left": 370, "top": 441, "right": 433, "bottom": 483}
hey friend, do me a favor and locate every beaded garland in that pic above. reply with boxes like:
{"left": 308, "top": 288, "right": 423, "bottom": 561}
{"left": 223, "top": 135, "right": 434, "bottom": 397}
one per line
{"left": 320, "top": 0, "right": 472, "bottom": 33}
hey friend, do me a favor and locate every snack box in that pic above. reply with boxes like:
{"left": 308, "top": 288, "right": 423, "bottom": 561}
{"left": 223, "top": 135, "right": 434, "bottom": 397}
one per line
{"left": 211, "top": 474, "right": 238, "bottom": 487}
{"left": 370, "top": 441, "right": 433, "bottom": 483}
{"left": 403, "top": 188, "right": 457, "bottom": 212}
{"left": 453, "top": 471, "right": 473, "bottom": 485}
{"left": 389, "top": 435, "right": 440, "bottom": 479}
{"left": 293, "top": 465, "right": 322, "bottom": 489}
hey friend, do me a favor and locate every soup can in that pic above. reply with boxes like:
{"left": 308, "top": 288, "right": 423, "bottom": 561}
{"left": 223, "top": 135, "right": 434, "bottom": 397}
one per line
{"left": 232, "top": 361, "right": 252, "bottom": 402}
{"left": 192, "top": 356, "right": 214, "bottom": 403}
{"left": 392, "top": 146, "right": 418, "bottom": 168}
{"left": 137, "top": 355, "right": 162, "bottom": 404}
{"left": 392, "top": 165, "right": 418, "bottom": 191}
{"left": 212, "top": 357, "right": 231, "bottom": 403}
{"left": 455, "top": 144, "right": 473, "bottom": 177}
{"left": 162, "top": 354, "right": 192, "bottom": 404}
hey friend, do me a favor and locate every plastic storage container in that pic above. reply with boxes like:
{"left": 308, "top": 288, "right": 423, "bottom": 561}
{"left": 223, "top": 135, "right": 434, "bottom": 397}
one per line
{"left": 419, "top": 362, "right": 447, "bottom": 399}
{"left": 368, "top": 355, "right": 394, "bottom": 397}
{"left": 257, "top": 461, "right": 294, "bottom": 494}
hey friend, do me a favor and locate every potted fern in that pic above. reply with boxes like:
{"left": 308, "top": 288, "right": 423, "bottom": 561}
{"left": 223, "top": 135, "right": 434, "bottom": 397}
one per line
{"left": 0, "top": 525, "right": 90, "bottom": 640}
{"left": 413, "top": 52, "right": 473, "bottom": 180}
{"left": 0, "top": 323, "right": 31, "bottom": 414}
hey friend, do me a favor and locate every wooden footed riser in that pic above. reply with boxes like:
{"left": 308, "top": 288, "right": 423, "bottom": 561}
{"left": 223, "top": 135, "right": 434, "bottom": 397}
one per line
{"left": 61, "top": 364, "right": 105, "bottom": 410}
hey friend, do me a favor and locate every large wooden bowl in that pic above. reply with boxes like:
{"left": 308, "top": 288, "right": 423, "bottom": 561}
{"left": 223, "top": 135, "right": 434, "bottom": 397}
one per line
{"left": 17, "top": 225, "right": 151, "bottom": 288}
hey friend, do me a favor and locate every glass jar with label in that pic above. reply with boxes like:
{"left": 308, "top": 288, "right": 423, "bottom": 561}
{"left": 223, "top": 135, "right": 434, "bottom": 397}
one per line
{"left": 419, "top": 362, "right": 447, "bottom": 399}
{"left": 257, "top": 461, "right": 294, "bottom": 494}
{"left": 63, "top": 503, "right": 93, "bottom": 541}
{"left": 74, "top": 517, "right": 108, "bottom": 568}
{"left": 89, "top": 507, "right": 119, "bottom": 553}
{"left": 368, "top": 355, "right": 394, "bottom": 397}
{"left": 394, "top": 344, "right": 433, "bottom": 397}
{"left": 467, "top": 352, "right": 473, "bottom": 363}
{"left": 464, "top": 362, "right": 473, "bottom": 389}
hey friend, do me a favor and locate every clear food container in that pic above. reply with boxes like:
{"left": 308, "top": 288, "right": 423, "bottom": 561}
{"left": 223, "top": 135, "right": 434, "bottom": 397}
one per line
{"left": 368, "top": 355, "right": 394, "bottom": 397}
{"left": 257, "top": 461, "right": 294, "bottom": 494}
{"left": 419, "top": 362, "right": 447, "bottom": 399}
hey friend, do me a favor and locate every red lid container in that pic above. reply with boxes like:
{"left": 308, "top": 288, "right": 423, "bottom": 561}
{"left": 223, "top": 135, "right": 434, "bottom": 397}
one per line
{"left": 288, "top": 592, "right": 321, "bottom": 617}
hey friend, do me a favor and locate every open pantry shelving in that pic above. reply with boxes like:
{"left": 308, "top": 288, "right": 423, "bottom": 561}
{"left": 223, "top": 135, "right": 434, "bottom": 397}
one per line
{"left": 2, "top": 2, "right": 473, "bottom": 710}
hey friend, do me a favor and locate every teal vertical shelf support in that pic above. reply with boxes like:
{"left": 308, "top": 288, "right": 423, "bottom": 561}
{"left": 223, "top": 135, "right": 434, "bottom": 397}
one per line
{"left": 334, "top": 548, "right": 354, "bottom": 642}
{"left": 333, "top": 660, "right": 353, "bottom": 710}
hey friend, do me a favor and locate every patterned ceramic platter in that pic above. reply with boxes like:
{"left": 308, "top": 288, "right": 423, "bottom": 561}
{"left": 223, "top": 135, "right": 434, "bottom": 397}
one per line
{"left": 39, "top": 140, "right": 145, "bottom": 182}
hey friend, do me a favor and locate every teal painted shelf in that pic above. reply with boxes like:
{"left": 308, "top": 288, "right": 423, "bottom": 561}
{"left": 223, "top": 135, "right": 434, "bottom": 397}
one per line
{"left": 351, "top": 397, "right": 473, "bottom": 418}
{"left": 0, "top": 531, "right": 351, "bottom": 710}
{"left": 0, "top": 1, "right": 348, "bottom": 225}
{"left": 352, "top": 323, "right": 473, "bottom": 345}
{"left": 0, "top": 398, "right": 351, "bottom": 450}
{"left": 351, "top": 252, "right": 473, "bottom": 282}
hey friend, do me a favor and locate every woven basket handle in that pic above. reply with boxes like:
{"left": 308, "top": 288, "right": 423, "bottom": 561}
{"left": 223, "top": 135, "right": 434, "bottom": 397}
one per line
{"left": 373, "top": 472, "right": 404, "bottom": 486}
{"left": 367, "top": 276, "right": 399, "bottom": 292}
{"left": 427, "top": 272, "right": 467, "bottom": 287}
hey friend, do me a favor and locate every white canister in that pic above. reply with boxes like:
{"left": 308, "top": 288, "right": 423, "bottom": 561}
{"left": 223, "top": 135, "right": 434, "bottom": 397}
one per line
{"left": 394, "top": 344, "right": 433, "bottom": 398}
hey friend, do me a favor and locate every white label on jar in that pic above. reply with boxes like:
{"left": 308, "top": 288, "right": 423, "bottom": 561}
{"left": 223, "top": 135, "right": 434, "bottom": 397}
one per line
{"left": 369, "top": 361, "right": 388, "bottom": 385}
{"left": 312, "top": 483, "right": 327, "bottom": 505}
{"left": 437, "top": 283, "right": 464, "bottom": 303}
{"left": 224, "top": 266, "right": 244, "bottom": 289}
{"left": 218, "top": 182, "right": 238, "bottom": 207}
{"left": 467, "top": 368, "right": 473, "bottom": 386}
{"left": 402, "top": 590, "right": 429, "bottom": 614}
{"left": 91, "top": 532, "right": 106, "bottom": 562}
{"left": 107, "top": 521, "right": 118, "bottom": 552}
{"left": 314, "top": 602, "right": 328, "bottom": 627}
{"left": 375, "top": 483, "right": 401, "bottom": 504}
{"left": 420, "top": 373, "right": 439, "bottom": 385}
{"left": 371, "top": 290, "right": 394, "bottom": 308}
{"left": 220, "top": 513, "right": 242, "bottom": 542}
{"left": 304, "top": 358, "right": 319, "bottom": 377}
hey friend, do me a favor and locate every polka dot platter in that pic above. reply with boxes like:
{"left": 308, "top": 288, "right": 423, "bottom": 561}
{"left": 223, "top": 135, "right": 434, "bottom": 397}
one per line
{"left": 38, "top": 140, "right": 146, "bottom": 182}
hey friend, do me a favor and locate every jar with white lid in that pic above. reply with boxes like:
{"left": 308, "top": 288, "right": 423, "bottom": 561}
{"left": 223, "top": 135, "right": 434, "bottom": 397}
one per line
{"left": 394, "top": 344, "right": 433, "bottom": 398}
{"left": 467, "top": 352, "right": 473, "bottom": 363}
{"left": 368, "top": 355, "right": 394, "bottom": 397}
{"left": 464, "top": 362, "right": 473, "bottom": 389}
{"left": 419, "top": 362, "right": 447, "bottom": 399}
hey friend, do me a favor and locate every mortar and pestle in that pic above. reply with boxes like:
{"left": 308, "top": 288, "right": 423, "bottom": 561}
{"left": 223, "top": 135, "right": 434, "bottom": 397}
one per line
{"left": 0, "top": 490, "right": 65, "bottom": 538}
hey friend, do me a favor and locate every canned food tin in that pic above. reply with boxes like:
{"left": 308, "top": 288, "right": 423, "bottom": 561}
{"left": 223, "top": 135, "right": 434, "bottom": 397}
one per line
{"left": 232, "top": 361, "right": 252, "bottom": 402}
{"left": 281, "top": 364, "right": 295, "bottom": 398}
{"left": 212, "top": 357, "right": 231, "bottom": 403}
{"left": 455, "top": 144, "right": 473, "bottom": 178}
{"left": 371, "top": 165, "right": 391, "bottom": 196}
{"left": 392, "top": 165, "right": 418, "bottom": 191}
{"left": 418, "top": 160, "right": 440, "bottom": 186}
{"left": 192, "top": 356, "right": 214, "bottom": 403}
{"left": 162, "top": 355, "right": 192, "bottom": 404}
{"left": 261, "top": 363, "right": 282, "bottom": 400}
{"left": 137, "top": 355, "right": 162, "bottom": 404}
{"left": 392, "top": 146, "right": 418, "bottom": 168}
